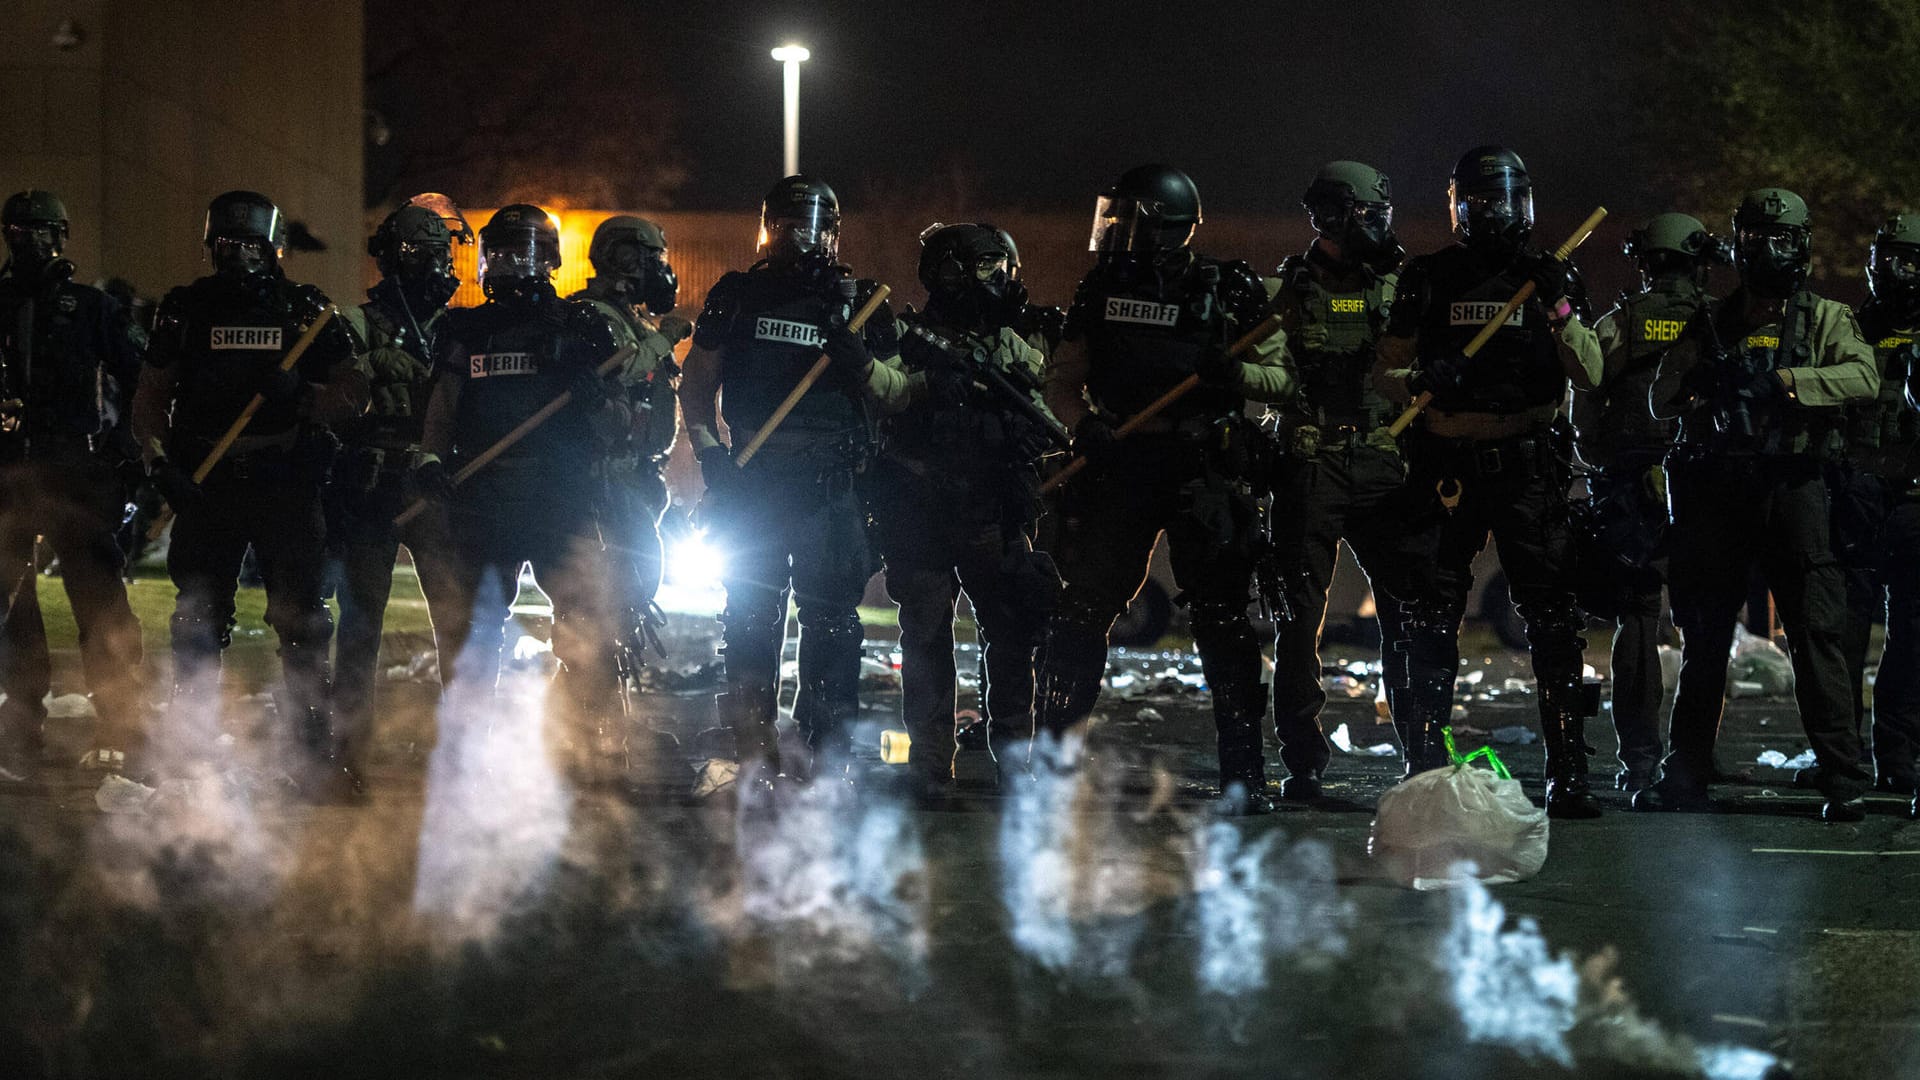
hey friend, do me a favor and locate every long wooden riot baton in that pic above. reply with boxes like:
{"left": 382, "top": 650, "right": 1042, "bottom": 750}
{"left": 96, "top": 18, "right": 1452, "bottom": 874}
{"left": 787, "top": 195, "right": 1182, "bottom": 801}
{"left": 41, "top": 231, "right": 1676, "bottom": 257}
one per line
{"left": 1039, "top": 312, "right": 1284, "bottom": 495}
{"left": 392, "top": 343, "right": 640, "bottom": 527}
{"left": 1386, "top": 206, "right": 1609, "bottom": 437}
{"left": 732, "top": 284, "right": 892, "bottom": 468}
{"left": 147, "top": 305, "right": 339, "bottom": 540}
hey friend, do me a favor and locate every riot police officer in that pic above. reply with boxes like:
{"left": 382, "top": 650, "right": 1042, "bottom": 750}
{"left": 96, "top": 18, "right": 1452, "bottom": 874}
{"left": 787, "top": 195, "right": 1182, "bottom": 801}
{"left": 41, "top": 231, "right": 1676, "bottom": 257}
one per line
{"left": 327, "top": 201, "right": 470, "bottom": 779}
{"left": 416, "top": 204, "right": 627, "bottom": 765}
{"left": 872, "top": 222, "right": 1061, "bottom": 795}
{"left": 1572, "top": 212, "right": 1724, "bottom": 792}
{"left": 1372, "top": 147, "right": 1606, "bottom": 819}
{"left": 569, "top": 215, "right": 689, "bottom": 672}
{"left": 1833, "top": 211, "right": 1920, "bottom": 801}
{"left": 133, "top": 190, "right": 366, "bottom": 795}
{"left": 679, "top": 175, "right": 910, "bottom": 785}
{"left": 0, "top": 189, "right": 146, "bottom": 775}
{"left": 1642, "top": 188, "right": 1879, "bottom": 820}
{"left": 1254, "top": 161, "right": 1428, "bottom": 800}
{"left": 1035, "top": 164, "right": 1290, "bottom": 813}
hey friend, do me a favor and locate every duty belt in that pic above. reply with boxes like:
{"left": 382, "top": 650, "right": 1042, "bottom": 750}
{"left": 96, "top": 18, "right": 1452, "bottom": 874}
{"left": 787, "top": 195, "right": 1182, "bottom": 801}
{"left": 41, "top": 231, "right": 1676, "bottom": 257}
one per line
{"left": 1422, "top": 428, "right": 1554, "bottom": 478}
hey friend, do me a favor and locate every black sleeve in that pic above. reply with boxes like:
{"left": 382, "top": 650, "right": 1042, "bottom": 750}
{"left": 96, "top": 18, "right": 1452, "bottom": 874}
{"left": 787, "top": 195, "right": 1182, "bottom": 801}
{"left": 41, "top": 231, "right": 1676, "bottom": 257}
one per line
{"left": 1061, "top": 273, "right": 1101, "bottom": 343}
{"left": 692, "top": 272, "right": 744, "bottom": 350}
{"left": 1385, "top": 258, "right": 1432, "bottom": 338}
{"left": 144, "top": 287, "right": 193, "bottom": 369}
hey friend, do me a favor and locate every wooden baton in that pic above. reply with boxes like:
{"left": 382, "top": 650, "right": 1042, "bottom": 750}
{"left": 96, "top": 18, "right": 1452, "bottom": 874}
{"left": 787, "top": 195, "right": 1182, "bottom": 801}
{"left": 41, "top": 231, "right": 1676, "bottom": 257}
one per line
{"left": 392, "top": 344, "right": 639, "bottom": 527}
{"left": 146, "top": 305, "right": 339, "bottom": 539}
{"left": 1039, "top": 312, "right": 1284, "bottom": 495}
{"left": 731, "top": 284, "right": 892, "bottom": 468}
{"left": 1385, "top": 206, "right": 1609, "bottom": 437}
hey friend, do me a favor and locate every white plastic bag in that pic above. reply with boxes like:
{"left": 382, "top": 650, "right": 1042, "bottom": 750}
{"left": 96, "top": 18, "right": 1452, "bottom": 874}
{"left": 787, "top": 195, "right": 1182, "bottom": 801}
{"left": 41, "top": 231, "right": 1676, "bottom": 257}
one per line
{"left": 1369, "top": 763, "right": 1549, "bottom": 890}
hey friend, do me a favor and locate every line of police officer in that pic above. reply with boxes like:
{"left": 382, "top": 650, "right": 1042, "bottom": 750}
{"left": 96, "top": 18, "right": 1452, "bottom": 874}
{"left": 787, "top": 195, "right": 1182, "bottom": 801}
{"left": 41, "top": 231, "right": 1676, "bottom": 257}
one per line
{"left": 3, "top": 148, "right": 1915, "bottom": 822}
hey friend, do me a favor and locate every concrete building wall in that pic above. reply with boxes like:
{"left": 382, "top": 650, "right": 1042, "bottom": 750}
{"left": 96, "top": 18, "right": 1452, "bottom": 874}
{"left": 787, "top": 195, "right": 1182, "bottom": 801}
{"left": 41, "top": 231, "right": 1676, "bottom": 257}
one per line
{"left": 1, "top": 0, "right": 363, "bottom": 303}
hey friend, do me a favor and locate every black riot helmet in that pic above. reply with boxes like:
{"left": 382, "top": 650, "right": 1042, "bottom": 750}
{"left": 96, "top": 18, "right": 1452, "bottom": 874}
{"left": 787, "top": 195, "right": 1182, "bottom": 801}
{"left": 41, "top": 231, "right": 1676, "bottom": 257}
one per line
{"left": 589, "top": 214, "right": 678, "bottom": 314}
{"left": 369, "top": 204, "right": 459, "bottom": 311}
{"left": 759, "top": 175, "right": 841, "bottom": 269}
{"left": 1731, "top": 187, "right": 1812, "bottom": 300}
{"left": 1090, "top": 164, "right": 1202, "bottom": 255}
{"left": 1868, "top": 210, "right": 1920, "bottom": 320}
{"left": 917, "top": 222, "right": 1017, "bottom": 326}
{"left": 1448, "top": 146, "right": 1534, "bottom": 261}
{"left": 478, "top": 203, "right": 561, "bottom": 301}
{"left": 406, "top": 192, "right": 475, "bottom": 247}
{"left": 1302, "top": 160, "right": 1402, "bottom": 270}
{"left": 2, "top": 189, "right": 72, "bottom": 281}
{"left": 1622, "top": 212, "right": 1729, "bottom": 290}
{"left": 204, "top": 190, "right": 286, "bottom": 283}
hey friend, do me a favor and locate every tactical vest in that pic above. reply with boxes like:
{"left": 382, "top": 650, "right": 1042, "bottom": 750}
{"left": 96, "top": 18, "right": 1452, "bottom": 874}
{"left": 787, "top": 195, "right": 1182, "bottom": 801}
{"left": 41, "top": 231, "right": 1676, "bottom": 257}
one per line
{"left": 572, "top": 284, "right": 677, "bottom": 462}
{"left": 1678, "top": 290, "right": 1830, "bottom": 457}
{"left": 342, "top": 298, "right": 439, "bottom": 451}
{"left": 1075, "top": 256, "right": 1242, "bottom": 426}
{"left": 1844, "top": 303, "right": 1920, "bottom": 476}
{"left": 1272, "top": 255, "right": 1394, "bottom": 429}
{"left": 708, "top": 267, "right": 874, "bottom": 448}
{"left": 161, "top": 276, "right": 340, "bottom": 453}
{"left": 0, "top": 276, "right": 121, "bottom": 454}
{"left": 1585, "top": 279, "right": 1699, "bottom": 462}
{"left": 884, "top": 313, "right": 1029, "bottom": 473}
{"left": 1413, "top": 250, "right": 1565, "bottom": 415}
{"left": 443, "top": 298, "right": 601, "bottom": 476}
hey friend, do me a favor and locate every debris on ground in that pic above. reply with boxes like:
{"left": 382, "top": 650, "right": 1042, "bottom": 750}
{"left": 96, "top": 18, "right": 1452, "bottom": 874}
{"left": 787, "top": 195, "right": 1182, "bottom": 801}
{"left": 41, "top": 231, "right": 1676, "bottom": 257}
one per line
{"left": 1727, "top": 628, "right": 1793, "bottom": 697}
{"left": 1371, "top": 760, "right": 1549, "bottom": 890}
{"left": 1489, "top": 725, "right": 1539, "bottom": 746}
{"left": 1330, "top": 722, "right": 1398, "bottom": 756}
{"left": 1756, "top": 749, "right": 1817, "bottom": 770}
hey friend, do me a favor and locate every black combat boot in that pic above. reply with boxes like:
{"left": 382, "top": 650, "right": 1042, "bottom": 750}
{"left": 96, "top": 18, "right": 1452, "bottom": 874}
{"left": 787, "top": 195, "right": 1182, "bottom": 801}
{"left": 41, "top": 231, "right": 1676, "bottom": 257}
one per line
{"left": 1214, "top": 681, "right": 1274, "bottom": 815}
{"left": 1540, "top": 685, "right": 1601, "bottom": 820}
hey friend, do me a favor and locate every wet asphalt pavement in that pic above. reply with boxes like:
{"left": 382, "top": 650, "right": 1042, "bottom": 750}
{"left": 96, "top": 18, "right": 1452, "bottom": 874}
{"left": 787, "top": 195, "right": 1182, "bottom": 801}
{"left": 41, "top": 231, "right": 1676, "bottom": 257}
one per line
{"left": 0, "top": 632, "right": 1916, "bottom": 1080}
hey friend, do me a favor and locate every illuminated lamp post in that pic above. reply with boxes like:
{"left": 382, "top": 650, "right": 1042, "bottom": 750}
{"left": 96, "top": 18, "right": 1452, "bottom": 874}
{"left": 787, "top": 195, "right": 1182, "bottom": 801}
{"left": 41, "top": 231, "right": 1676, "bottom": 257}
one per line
{"left": 770, "top": 44, "right": 810, "bottom": 176}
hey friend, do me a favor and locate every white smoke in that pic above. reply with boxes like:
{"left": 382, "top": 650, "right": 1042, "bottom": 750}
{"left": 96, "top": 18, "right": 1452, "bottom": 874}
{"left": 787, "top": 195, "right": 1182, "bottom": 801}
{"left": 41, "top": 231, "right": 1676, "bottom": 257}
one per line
{"left": 1189, "top": 821, "right": 1349, "bottom": 998}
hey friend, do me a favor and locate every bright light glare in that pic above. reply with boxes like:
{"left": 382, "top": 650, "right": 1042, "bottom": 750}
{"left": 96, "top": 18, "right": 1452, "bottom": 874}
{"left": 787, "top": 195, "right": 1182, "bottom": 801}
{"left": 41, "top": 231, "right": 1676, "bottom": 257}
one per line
{"left": 668, "top": 529, "right": 727, "bottom": 588}
{"left": 771, "top": 44, "right": 810, "bottom": 63}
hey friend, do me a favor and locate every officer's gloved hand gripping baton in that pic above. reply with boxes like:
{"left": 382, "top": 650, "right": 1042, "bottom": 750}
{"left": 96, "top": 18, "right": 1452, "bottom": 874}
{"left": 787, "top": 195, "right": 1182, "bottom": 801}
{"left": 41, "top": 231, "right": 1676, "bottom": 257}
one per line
{"left": 732, "top": 283, "right": 893, "bottom": 468}
{"left": 391, "top": 343, "right": 639, "bottom": 527}
{"left": 147, "top": 305, "right": 340, "bottom": 539}
{"left": 1385, "top": 206, "right": 1609, "bottom": 437}
{"left": 1038, "top": 312, "right": 1284, "bottom": 495}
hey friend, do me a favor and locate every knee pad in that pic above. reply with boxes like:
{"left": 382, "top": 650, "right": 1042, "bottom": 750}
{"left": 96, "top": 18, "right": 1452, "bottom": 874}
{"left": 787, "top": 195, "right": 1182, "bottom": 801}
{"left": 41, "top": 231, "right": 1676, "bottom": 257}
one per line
{"left": 274, "top": 602, "right": 335, "bottom": 649}
{"left": 170, "top": 610, "right": 233, "bottom": 652}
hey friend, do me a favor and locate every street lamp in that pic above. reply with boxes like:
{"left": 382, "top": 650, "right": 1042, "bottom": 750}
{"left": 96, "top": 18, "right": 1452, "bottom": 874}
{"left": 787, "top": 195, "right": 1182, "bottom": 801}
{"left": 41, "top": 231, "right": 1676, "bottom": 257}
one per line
{"left": 770, "top": 44, "right": 809, "bottom": 176}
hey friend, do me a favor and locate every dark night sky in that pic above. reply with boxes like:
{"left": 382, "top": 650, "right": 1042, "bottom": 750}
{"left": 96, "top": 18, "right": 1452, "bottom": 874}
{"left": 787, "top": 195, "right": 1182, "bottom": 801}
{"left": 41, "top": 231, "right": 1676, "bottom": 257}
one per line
{"left": 642, "top": 1, "right": 1663, "bottom": 227}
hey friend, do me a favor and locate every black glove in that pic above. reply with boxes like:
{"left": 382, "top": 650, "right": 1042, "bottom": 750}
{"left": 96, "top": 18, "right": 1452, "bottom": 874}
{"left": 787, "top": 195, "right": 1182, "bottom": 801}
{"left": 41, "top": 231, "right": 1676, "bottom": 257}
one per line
{"left": 1195, "top": 347, "right": 1244, "bottom": 388}
{"left": 925, "top": 360, "right": 971, "bottom": 406}
{"left": 822, "top": 324, "right": 873, "bottom": 386}
{"left": 410, "top": 458, "right": 455, "bottom": 503}
{"left": 1521, "top": 249, "right": 1571, "bottom": 307}
{"left": 1409, "top": 351, "right": 1470, "bottom": 396}
{"left": 572, "top": 368, "right": 610, "bottom": 411}
{"left": 1736, "top": 369, "right": 1788, "bottom": 405}
{"left": 149, "top": 457, "right": 204, "bottom": 515}
{"left": 697, "top": 444, "right": 737, "bottom": 496}
{"left": 1072, "top": 414, "right": 1119, "bottom": 463}
{"left": 257, "top": 365, "right": 304, "bottom": 408}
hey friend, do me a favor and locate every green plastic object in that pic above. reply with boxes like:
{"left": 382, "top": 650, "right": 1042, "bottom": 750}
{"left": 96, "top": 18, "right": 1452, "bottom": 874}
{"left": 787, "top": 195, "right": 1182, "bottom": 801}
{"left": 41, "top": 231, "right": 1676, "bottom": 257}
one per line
{"left": 1443, "top": 726, "right": 1513, "bottom": 780}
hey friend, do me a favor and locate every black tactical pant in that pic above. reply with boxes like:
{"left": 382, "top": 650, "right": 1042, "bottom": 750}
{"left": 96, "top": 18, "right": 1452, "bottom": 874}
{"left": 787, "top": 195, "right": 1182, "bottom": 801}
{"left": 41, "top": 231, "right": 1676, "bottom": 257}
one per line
{"left": 168, "top": 452, "right": 332, "bottom": 745}
{"left": 324, "top": 453, "right": 460, "bottom": 771}
{"left": 1583, "top": 464, "right": 1669, "bottom": 781}
{"left": 1036, "top": 436, "right": 1266, "bottom": 789}
{"left": 873, "top": 460, "right": 1056, "bottom": 779}
{"left": 429, "top": 469, "right": 615, "bottom": 726}
{"left": 1666, "top": 454, "right": 1869, "bottom": 800}
{"left": 598, "top": 459, "right": 668, "bottom": 627}
{"left": 1268, "top": 439, "right": 1425, "bottom": 779}
{"left": 0, "top": 455, "right": 144, "bottom": 757}
{"left": 1830, "top": 465, "right": 1920, "bottom": 788}
{"left": 1402, "top": 428, "right": 1589, "bottom": 777}
{"left": 709, "top": 454, "right": 872, "bottom": 772}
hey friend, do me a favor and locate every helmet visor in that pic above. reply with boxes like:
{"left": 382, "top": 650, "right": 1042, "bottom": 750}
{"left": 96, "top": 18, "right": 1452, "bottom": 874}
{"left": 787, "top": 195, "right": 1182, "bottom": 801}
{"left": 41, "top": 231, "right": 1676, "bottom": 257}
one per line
{"left": 1451, "top": 189, "right": 1534, "bottom": 237}
{"left": 1871, "top": 242, "right": 1920, "bottom": 294}
{"left": 1089, "top": 194, "right": 1195, "bottom": 253}
{"left": 478, "top": 230, "right": 551, "bottom": 283}
{"left": 408, "top": 193, "right": 475, "bottom": 245}
{"left": 760, "top": 202, "right": 840, "bottom": 262}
